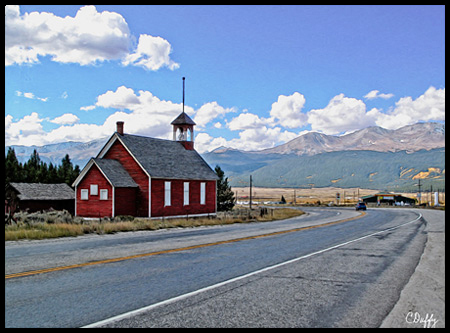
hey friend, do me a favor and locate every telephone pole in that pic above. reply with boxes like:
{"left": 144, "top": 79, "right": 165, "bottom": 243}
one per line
{"left": 416, "top": 179, "right": 422, "bottom": 204}
{"left": 249, "top": 175, "right": 253, "bottom": 210}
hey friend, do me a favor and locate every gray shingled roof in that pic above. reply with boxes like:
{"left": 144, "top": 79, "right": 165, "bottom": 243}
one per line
{"left": 9, "top": 183, "right": 74, "bottom": 201}
{"left": 93, "top": 158, "right": 138, "bottom": 187}
{"left": 170, "top": 111, "right": 196, "bottom": 125}
{"left": 117, "top": 134, "right": 218, "bottom": 180}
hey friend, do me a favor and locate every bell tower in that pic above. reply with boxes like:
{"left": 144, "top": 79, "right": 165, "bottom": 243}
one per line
{"left": 171, "top": 77, "right": 196, "bottom": 150}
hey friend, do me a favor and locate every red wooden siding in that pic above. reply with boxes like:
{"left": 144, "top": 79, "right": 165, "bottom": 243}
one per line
{"left": 76, "top": 164, "right": 112, "bottom": 217}
{"left": 151, "top": 179, "right": 216, "bottom": 217}
{"left": 103, "top": 139, "right": 149, "bottom": 217}
{"left": 115, "top": 187, "right": 137, "bottom": 216}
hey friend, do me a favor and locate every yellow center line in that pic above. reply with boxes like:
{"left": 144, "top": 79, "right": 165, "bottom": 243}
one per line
{"left": 5, "top": 211, "right": 366, "bottom": 280}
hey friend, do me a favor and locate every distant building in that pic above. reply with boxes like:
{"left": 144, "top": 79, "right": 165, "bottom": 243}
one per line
{"left": 5, "top": 182, "right": 75, "bottom": 215}
{"left": 361, "top": 192, "right": 416, "bottom": 206}
{"left": 72, "top": 112, "right": 218, "bottom": 218}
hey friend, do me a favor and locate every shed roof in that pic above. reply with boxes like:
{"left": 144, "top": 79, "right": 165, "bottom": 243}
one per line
{"left": 113, "top": 134, "right": 218, "bottom": 180}
{"left": 9, "top": 183, "right": 74, "bottom": 201}
{"left": 93, "top": 158, "right": 138, "bottom": 187}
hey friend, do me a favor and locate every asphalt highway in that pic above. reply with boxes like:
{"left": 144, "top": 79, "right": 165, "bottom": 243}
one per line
{"left": 5, "top": 207, "right": 427, "bottom": 327}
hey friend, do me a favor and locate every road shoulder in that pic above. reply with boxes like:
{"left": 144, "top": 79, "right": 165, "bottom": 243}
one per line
{"left": 381, "top": 209, "right": 445, "bottom": 328}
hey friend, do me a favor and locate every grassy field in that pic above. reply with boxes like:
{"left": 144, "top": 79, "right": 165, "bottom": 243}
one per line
{"left": 233, "top": 186, "right": 429, "bottom": 205}
{"left": 5, "top": 207, "right": 304, "bottom": 241}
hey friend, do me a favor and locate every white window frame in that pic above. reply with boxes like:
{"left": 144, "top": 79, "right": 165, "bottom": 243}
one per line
{"left": 164, "top": 181, "right": 171, "bottom": 206}
{"left": 184, "top": 182, "right": 189, "bottom": 206}
{"left": 200, "top": 182, "right": 206, "bottom": 205}
{"left": 90, "top": 184, "right": 98, "bottom": 196}
{"left": 81, "top": 189, "right": 89, "bottom": 200}
{"left": 100, "top": 189, "right": 108, "bottom": 200}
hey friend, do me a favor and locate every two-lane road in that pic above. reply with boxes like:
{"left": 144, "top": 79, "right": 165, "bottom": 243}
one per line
{"left": 5, "top": 208, "right": 427, "bottom": 327}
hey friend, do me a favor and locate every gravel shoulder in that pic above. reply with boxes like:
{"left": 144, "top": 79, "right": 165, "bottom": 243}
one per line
{"left": 381, "top": 208, "right": 445, "bottom": 328}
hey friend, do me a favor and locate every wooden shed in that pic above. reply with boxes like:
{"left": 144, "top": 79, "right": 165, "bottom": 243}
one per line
{"left": 5, "top": 182, "right": 75, "bottom": 215}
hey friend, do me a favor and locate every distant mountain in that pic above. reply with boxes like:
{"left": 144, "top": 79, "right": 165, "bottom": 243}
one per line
{"left": 259, "top": 122, "right": 445, "bottom": 156}
{"left": 5, "top": 137, "right": 109, "bottom": 168}
{"left": 202, "top": 122, "right": 445, "bottom": 191}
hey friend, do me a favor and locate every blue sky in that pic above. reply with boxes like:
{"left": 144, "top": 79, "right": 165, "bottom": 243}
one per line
{"left": 5, "top": 5, "right": 445, "bottom": 152}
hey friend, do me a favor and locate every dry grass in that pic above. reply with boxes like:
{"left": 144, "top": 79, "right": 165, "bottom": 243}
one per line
{"left": 233, "top": 186, "right": 427, "bottom": 205}
{"left": 5, "top": 207, "right": 304, "bottom": 241}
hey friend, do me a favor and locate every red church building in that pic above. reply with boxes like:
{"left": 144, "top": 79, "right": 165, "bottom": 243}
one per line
{"left": 72, "top": 112, "right": 218, "bottom": 218}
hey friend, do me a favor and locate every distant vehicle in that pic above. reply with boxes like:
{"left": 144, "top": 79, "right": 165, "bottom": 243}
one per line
{"left": 355, "top": 202, "right": 367, "bottom": 211}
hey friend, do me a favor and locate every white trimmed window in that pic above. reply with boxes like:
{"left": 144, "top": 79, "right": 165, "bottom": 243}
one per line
{"left": 81, "top": 189, "right": 89, "bottom": 200}
{"left": 200, "top": 182, "right": 206, "bottom": 205}
{"left": 184, "top": 182, "right": 189, "bottom": 206}
{"left": 90, "top": 184, "right": 98, "bottom": 196}
{"left": 100, "top": 189, "right": 108, "bottom": 200}
{"left": 164, "top": 181, "right": 171, "bottom": 206}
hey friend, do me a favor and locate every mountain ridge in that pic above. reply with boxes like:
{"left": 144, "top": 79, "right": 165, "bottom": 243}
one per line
{"left": 256, "top": 122, "right": 445, "bottom": 156}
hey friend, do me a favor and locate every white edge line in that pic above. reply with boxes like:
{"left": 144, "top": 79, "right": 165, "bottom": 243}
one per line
{"left": 82, "top": 213, "right": 423, "bottom": 328}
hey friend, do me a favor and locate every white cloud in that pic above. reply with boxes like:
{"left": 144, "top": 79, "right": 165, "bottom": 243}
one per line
{"left": 307, "top": 93, "right": 375, "bottom": 135}
{"left": 5, "top": 5, "right": 179, "bottom": 71}
{"left": 306, "top": 87, "right": 445, "bottom": 134}
{"left": 5, "top": 112, "right": 46, "bottom": 146}
{"left": 364, "top": 90, "right": 394, "bottom": 100}
{"left": 373, "top": 86, "right": 445, "bottom": 130}
{"left": 80, "top": 86, "right": 193, "bottom": 139}
{"left": 5, "top": 85, "right": 445, "bottom": 153}
{"left": 16, "top": 90, "right": 48, "bottom": 102}
{"left": 83, "top": 86, "right": 140, "bottom": 110}
{"left": 195, "top": 126, "right": 298, "bottom": 153}
{"left": 193, "top": 102, "right": 236, "bottom": 129}
{"left": 122, "top": 34, "right": 180, "bottom": 71}
{"left": 269, "top": 92, "right": 307, "bottom": 128}
{"left": 227, "top": 112, "right": 270, "bottom": 131}
{"left": 50, "top": 113, "right": 80, "bottom": 125}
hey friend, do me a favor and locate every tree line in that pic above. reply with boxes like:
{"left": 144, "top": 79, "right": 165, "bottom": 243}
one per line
{"left": 5, "top": 147, "right": 80, "bottom": 186}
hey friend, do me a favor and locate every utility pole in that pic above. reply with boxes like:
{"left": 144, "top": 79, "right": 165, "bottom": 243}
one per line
{"left": 249, "top": 175, "right": 253, "bottom": 210}
{"left": 416, "top": 179, "right": 422, "bottom": 204}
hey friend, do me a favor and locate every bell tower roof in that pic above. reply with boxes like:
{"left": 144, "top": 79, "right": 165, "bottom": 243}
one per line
{"left": 171, "top": 111, "right": 196, "bottom": 126}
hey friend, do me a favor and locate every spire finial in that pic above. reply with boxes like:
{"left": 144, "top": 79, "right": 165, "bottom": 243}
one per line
{"left": 182, "top": 77, "right": 185, "bottom": 113}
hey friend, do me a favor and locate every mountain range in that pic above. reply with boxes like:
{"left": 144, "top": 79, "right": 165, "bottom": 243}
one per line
{"left": 203, "top": 122, "right": 445, "bottom": 191}
{"left": 5, "top": 122, "right": 445, "bottom": 191}
{"left": 216, "top": 122, "right": 445, "bottom": 156}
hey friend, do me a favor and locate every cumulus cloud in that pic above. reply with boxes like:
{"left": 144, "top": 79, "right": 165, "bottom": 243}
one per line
{"left": 307, "top": 93, "right": 375, "bottom": 135}
{"left": 5, "top": 112, "right": 46, "bottom": 146}
{"left": 194, "top": 126, "right": 298, "bottom": 153}
{"left": 5, "top": 85, "right": 445, "bottom": 153}
{"left": 193, "top": 102, "right": 236, "bottom": 129}
{"left": 122, "top": 34, "right": 180, "bottom": 71}
{"left": 5, "top": 5, "right": 179, "bottom": 71}
{"left": 373, "top": 86, "right": 445, "bottom": 129}
{"left": 227, "top": 112, "right": 271, "bottom": 131}
{"left": 269, "top": 92, "right": 307, "bottom": 128}
{"left": 306, "top": 87, "right": 444, "bottom": 135}
{"left": 50, "top": 113, "right": 80, "bottom": 125}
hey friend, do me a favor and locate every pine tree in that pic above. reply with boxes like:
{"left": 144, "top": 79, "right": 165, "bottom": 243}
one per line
{"left": 215, "top": 165, "right": 235, "bottom": 211}
{"left": 5, "top": 147, "right": 22, "bottom": 184}
{"left": 58, "top": 154, "right": 77, "bottom": 185}
{"left": 24, "top": 149, "right": 41, "bottom": 183}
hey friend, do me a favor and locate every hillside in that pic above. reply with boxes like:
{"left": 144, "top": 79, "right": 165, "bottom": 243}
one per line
{"left": 217, "top": 148, "right": 445, "bottom": 191}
